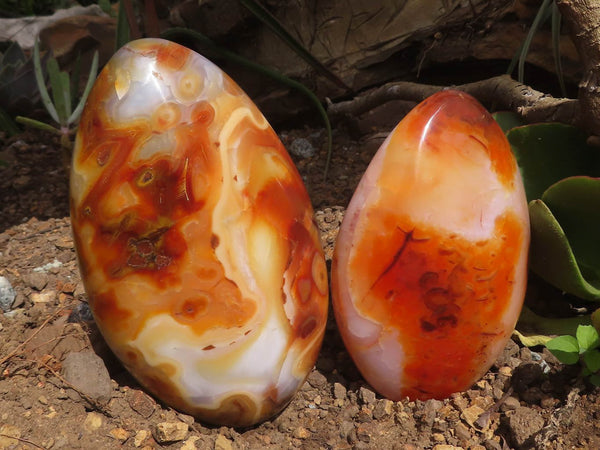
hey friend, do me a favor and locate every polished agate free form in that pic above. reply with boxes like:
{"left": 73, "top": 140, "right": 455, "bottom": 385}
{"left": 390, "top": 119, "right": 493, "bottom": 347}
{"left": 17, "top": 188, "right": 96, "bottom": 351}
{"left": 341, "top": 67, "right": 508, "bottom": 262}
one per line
{"left": 332, "top": 91, "right": 530, "bottom": 400}
{"left": 70, "top": 38, "right": 328, "bottom": 426}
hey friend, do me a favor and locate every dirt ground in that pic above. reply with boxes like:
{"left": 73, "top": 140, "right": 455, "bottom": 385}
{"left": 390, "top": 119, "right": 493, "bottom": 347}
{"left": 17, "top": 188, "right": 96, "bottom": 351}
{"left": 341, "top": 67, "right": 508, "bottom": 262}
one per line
{"left": 1, "top": 125, "right": 600, "bottom": 450}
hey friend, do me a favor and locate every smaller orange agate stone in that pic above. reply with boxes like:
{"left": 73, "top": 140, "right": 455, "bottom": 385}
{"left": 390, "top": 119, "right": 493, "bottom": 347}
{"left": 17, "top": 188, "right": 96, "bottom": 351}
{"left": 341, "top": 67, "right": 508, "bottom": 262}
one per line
{"left": 332, "top": 90, "right": 530, "bottom": 400}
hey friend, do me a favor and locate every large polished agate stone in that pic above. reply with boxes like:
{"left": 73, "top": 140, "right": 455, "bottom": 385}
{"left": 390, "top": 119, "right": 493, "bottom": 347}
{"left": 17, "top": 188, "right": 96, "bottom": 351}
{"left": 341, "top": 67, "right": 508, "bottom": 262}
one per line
{"left": 332, "top": 90, "right": 529, "bottom": 400}
{"left": 70, "top": 38, "right": 328, "bottom": 426}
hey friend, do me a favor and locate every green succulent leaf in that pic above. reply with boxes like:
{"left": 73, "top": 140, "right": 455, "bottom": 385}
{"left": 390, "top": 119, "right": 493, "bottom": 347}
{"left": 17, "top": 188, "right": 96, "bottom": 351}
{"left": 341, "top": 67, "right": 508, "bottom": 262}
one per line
{"left": 528, "top": 199, "right": 600, "bottom": 301}
{"left": 46, "top": 57, "right": 71, "bottom": 125}
{"left": 33, "top": 40, "right": 60, "bottom": 124}
{"left": 507, "top": 123, "right": 600, "bottom": 201}
{"left": 67, "top": 51, "right": 98, "bottom": 126}
{"left": 492, "top": 111, "right": 525, "bottom": 134}
{"left": 546, "top": 334, "right": 580, "bottom": 365}
{"left": 542, "top": 176, "right": 600, "bottom": 289}
{"left": 576, "top": 325, "right": 600, "bottom": 353}
{"left": 584, "top": 350, "right": 600, "bottom": 373}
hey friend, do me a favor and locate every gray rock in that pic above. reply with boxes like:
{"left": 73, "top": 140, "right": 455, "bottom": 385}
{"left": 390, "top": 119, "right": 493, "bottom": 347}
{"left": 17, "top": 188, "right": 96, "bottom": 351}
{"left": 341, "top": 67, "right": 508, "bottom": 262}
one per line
{"left": 0, "top": 276, "right": 16, "bottom": 312}
{"left": 359, "top": 387, "right": 376, "bottom": 405}
{"left": 507, "top": 406, "right": 545, "bottom": 447}
{"left": 62, "top": 350, "right": 112, "bottom": 404}
{"left": 289, "top": 138, "right": 316, "bottom": 158}
{"left": 333, "top": 382, "right": 347, "bottom": 401}
{"left": 24, "top": 272, "right": 48, "bottom": 291}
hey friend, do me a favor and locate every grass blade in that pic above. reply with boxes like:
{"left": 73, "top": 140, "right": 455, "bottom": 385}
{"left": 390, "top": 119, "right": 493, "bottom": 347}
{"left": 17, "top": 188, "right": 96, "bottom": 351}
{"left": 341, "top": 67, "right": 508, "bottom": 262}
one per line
{"left": 552, "top": 1, "right": 567, "bottom": 97}
{"left": 33, "top": 40, "right": 59, "bottom": 124}
{"left": 161, "top": 27, "right": 334, "bottom": 178}
{"left": 70, "top": 52, "right": 82, "bottom": 111}
{"left": 116, "top": 0, "right": 132, "bottom": 51}
{"left": 518, "top": 0, "right": 553, "bottom": 83}
{"left": 238, "top": 0, "right": 351, "bottom": 93}
{"left": 68, "top": 51, "right": 99, "bottom": 125}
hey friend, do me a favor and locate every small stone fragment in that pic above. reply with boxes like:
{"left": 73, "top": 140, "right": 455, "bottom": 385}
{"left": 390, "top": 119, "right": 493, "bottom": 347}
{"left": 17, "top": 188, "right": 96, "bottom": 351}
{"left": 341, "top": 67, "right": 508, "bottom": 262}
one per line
{"left": 500, "top": 396, "right": 520, "bottom": 412}
{"left": 110, "top": 427, "right": 129, "bottom": 441}
{"left": 214, "top": 434, "right": 233, "bottom": 450}
{"left": 433, "top": 445, "right": 464, "bottom": 450}
{"left": 62, "top": 351, "right": 112, "bottom": 404}
{"left": 134, "top": 430, "right": 150, "bottom": 447}
{"left": 24, "top": 272, "right": 49, "bottom": 290}
{"left": 289, "top": 137, "right": 316, "bottom": 158}
{"left": 373, "top": 399, "right": 394, "bottom": 420}
{"left": 153, "top": 422, "right": 188, "bottom": 443}
{"left": 461, "top": 405, "right": 485, "bottom": 428}
{"left": 307, "top": 370, "right": 327, "bottom": 388}
{"left": 293, "top": 426, "right": 310, "bottom": 439}
{"left": 181, "top": 435, "right": 201, "bottom": 450}
{"left": 334, "top": 382, "right": 347, "bottom": 400}
{"left": 30, "top": 289, "right": 57, "bottom": 303}
{"left": 127, "top": 389, "right": 155, "bottom": 418}
{"left": 84, "top": 412, "right": 103, "bottom": 432}
{"left": 359, "top": 387, "right": 377, "bottom": 405}
{"left": 507, "top": 406, "right": 544, "bottom": 447}
{"left": 0, "top": 276, "right": 16, "bottom": 312}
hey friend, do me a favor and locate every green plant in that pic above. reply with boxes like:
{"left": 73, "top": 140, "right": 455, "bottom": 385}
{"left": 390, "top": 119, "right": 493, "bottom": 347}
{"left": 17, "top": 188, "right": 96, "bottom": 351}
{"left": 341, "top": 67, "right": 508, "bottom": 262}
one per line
{"left": 507, "top": 0, "right": 566, "bottom": 96}
{"left": 546, "top": 325, "right": 600, "bottom": 386}
{"left": 492, "top": 112, "right": 600, "bottom": 346}
{"left": 15, "top": 40, "right": 98, "bottom": 168}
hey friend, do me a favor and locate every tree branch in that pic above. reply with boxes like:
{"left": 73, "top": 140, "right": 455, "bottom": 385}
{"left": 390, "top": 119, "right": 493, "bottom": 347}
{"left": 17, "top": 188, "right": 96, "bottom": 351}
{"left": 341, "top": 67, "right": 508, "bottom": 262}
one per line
{"left": 328, "top": 75, "right": 580, "bottom": 127}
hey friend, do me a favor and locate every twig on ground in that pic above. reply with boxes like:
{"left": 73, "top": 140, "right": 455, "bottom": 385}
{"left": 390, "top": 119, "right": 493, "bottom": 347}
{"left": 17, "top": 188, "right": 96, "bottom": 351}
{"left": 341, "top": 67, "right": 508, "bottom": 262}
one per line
{"left": 0, "top": 307, "right": 66, "bottom": 367}
{"left": 328, "top": 74, "right": 580, "bottom": 127}
{"left": 0, "top": 434, "right": 45, "bottom": 449}
{"left": 36, "top": 359, "right": 114, "bottom": 418}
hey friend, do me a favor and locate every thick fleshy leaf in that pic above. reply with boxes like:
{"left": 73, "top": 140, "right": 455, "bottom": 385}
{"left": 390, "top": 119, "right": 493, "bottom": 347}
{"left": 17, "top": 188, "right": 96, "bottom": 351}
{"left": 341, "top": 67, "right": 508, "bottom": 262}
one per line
{"left": 529, "top": 199, "right": 600, "bottom": 300}
{"left": 492, "top": 111, "right": 524, "bottom": 133}
{"left": 542, "top": 176, "right": 600, "bottom": 287}
{"left": 507, "top": 123, "right": 600, "bottom": 201}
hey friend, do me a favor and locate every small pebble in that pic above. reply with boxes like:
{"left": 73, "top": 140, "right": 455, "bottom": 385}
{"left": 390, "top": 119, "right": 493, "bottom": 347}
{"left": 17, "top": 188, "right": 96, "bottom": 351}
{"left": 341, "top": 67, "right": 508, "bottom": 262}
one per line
{"left": 289, "top": 138, "right": 316, "bottom": 158}
{"left": 0, "top": 276, "right": 16, "bottom": 312}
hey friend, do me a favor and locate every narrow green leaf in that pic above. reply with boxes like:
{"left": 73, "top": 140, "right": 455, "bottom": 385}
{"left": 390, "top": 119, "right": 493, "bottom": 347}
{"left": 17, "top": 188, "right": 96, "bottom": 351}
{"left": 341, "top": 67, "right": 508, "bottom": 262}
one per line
{"left": 542, "top": 177, "right": 600, "bottom": 288}
{"left": 15, "top": 116, "right": 61, "bottom": 135}
{"left": 47, "top": 57, "right": 71, "bottom": 125}
{"left": 584, "top": 350, "right": 600, "bottom": 373}
{"left": 115, "top": 0, "right": 131, "bottom": 51}
{"left": 0, "top": 105, "right": 20, "bottom": 136}
{"left": 507, "top": 123, "right": 600, "bottom": 202}
{"left": 238, "top": 0, "right": 351, "bottom": 93}
{"left": 518, "top": 0, "right": 553, "bottom": 83}
{"left": 33, "top": 40, "right": 59, "bottom": 124}
{"left": 70, "top": 52, "right": 82, "bottom": 111}
{"left": 68, "top": 51, "right": 99, "bottom": 126}
{"left": 161, "top": 28, "right": 334, "bottom": 178}
{"left": 576, "top": 325, "right": 600, "bottom": 353}
{"left": 546, "top": 334, "right": 580, "bottom": 364}
{"left": 529, "top": 200, "right": 600, "bottom": 300}
{"left": 551, "top": 2, "right": 567, "bottom": 97}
